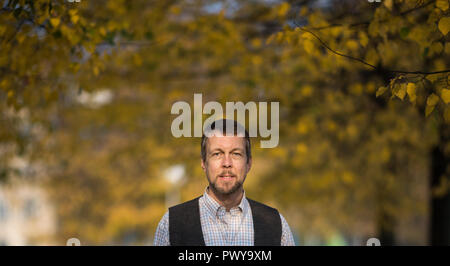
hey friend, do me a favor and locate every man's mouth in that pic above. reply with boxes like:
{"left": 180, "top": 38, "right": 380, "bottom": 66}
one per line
{"left": 219, "top": 175, "right": 235, "bottom": 180}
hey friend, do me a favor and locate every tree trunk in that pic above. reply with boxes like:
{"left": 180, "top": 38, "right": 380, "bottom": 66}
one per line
{"left": 376, "top": 205, "right": 396, "bottom": 246}
{"left": 430, "top": 124, "right": 450, "bottom": 245}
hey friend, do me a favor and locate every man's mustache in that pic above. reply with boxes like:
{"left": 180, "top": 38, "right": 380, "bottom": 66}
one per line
{"left": 218, "top": 171, "right": 236, "bottom": 177}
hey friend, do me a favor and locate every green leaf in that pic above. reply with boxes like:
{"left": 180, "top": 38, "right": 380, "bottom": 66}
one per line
{"left": 400, "top": 27, "right": 410, "bottom": 38}
{"left": 423, "top": 47, "right": 429, "bottom": 57}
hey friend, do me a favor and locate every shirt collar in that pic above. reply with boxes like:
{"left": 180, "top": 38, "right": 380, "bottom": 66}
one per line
{"left": 202, "top": 186, "right": 248, "bottom": 216}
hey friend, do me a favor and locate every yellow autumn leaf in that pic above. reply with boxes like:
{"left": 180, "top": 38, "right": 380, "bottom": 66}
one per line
{"left": 395, "top": 84, "right": 406, "bottom": 100}
{"left": 426, "top": 74, "right": 440, "bottom": 82}
{"left": 0, "top": 79, "right": 9, "bottom": 89}
{"left": 93, "top": 66, "right": 100, "bottom": 76}
{"left": 445, "top": 42, "right": 450, "bottom": 54}
{"left": 302, "top": 31, "right": 316, "bottom": 40}
{"left": 441, "top": 89, "right": 450, "bottom": 104}
{"left": 432, "top": 176, "right": 450, "bottom": 197}
{"left": 406, "top": 83, "right": 416, "bottom": 103}
{"left": 384, "top": 0, "right": 393, "bottom": 11}
{"left": 376, "top": 86, "right": 388, "bottom": 97}
{"left": 327, "top": 120, "right": 337, "bottom": 132}
{"left": 296, "top": 122, "right": 308, "bottom": 134}
{"left": 350, "top": 83, "right": 363, "bottom": 95}
{"left": 299, "top": 7, "right": 308, "bottom": 16}
{"left": 444, "top": 106, "right": 450, "bottom": 124}
{"left": 50, "top": 17, "right": 60, "bottom": 27}
{"left": 69, "top": 9, "right": 79, "bottom": 24}
{"left": 266, "top": 34, "right": 275, "bottom": 45}
{"left": 436, "top": 0, "right": 449, "bottom": 11}
{"left": 346, "top": 40, "right": 359, "bottom": 51}
{"left": 303, "top": 39, "right": 314, "bottom": 54}
{"left": 341, "top": 171, "right": 355, "bottom": 184}
{"left": 133, "top": 54, "right": 143, "bottom": 66}
{"left": 169, "top": 6, "right": 181, "bottom": 15}
{"left": 284, "top": 32, "right": 294, "bottom": 45}
{"left": 251, "top": 38, "right": 262, "bottom": 48}
{"left": 426, "top": 105, "right": 436, "bottom": 117}
{"left": 71, "top": 14, "right": 79, "bottom": 24}
{"left": 277, "top": 2, "right": 290, "bottom": 17}
{"left": 275, "top": 32, "right": 284, "bottom": 43}
{"left": 99, "top": 27, "right": 107, "bottom": 36}
{"left": 427, "top": 93, "right": 440, "bottom": 106}
{"left": 358, "top": 32, "right": 369, "bottom": 47}
{"left": 296, "top": 143, "right": 308, "bottom": 154}
{"left": 426, "top": 93, "right": 440, "bottom": 116}
{"left": 17, "top": 32, "right": 26, "bottom": 44}
{"left": 365, "top": 48, "right": 379, "bottom": 66}
{"left": 438, "top": 17, "right": 450, "bottom": 36}
{"left": 366, "top": 82, "right": 376, "bottom": 93}
{"left": 251, "top": 55, "right": 263, "bottom": 66}
{"left": 431, "top": 42, "right": 443, "bottom": 54}
{"left": 301, "top": 85, "right": 313, "bottom": 97}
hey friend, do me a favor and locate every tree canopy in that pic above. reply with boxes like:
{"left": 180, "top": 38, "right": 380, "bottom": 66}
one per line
{"left": 0, "top": 0, "right": 449, "bottom": 245}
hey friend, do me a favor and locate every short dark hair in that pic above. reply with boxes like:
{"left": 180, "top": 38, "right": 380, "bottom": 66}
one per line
{"left": 201, "top": 119, "right": 251, "bottom": 163}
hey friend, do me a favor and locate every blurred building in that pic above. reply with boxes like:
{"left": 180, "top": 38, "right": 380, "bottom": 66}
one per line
{"left": 0, "top": 108, "right": 57, "bottom": 245}
{"left": 0, "top": 179, "right": 56, "bottom": 245}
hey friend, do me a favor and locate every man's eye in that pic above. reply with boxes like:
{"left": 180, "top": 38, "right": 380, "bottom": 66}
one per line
{"left": 212, "top": 153, "right": 220, "bottom": 156}
{"left": 233, "top": 153, "right": 242, "bottom": 156}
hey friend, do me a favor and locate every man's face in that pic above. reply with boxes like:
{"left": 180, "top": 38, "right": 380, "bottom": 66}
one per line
{"left": 201, "top": 132, "right": 251, "bottom": 196}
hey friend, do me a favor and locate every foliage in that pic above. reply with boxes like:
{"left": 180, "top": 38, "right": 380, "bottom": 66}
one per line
{"left": 1, "top": 0, "right": 448, "bottom": 244}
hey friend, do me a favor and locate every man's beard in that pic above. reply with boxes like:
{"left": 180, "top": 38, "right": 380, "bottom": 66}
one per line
{"left": 209, "top": 176, "right": 243, "bottom": 196}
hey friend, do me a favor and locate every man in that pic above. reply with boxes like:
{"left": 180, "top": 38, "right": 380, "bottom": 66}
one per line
{"left": 154, "top": 119, "right": 295, "bottom": 246}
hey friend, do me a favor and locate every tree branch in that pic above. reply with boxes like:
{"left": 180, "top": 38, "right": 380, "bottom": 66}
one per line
{"left": 293, "top": 22, "right": 450, "bottom": 76}
{"left": 298, "top": 25, "right": 378, "bottom": 69}
{"left": 307, "top": 0, "right": 435, "bottom": 31}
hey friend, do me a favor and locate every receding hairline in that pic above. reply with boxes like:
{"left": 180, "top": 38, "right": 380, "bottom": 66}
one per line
{"left": 203, "top": 132, "right": 247, "bottom": 151}
{"left": 202, "top": 131, "right": 249, "bottom": 162}
{"left": 204, "top": 129, "right": 247, "bottom": 138}
{"left": 201, "top": 119, "right": 252, "bottom": 163}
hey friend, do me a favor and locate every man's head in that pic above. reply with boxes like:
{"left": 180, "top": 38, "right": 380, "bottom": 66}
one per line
{"left": 201, "top": 119, "right": 252, "bottom": 196}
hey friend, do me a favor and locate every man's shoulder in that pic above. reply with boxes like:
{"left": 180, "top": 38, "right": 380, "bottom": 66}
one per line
{"left": 246, "top": 197, "right": 279, "bottom": 213}
{"left": 168, "top": 196, "right": 202, "bottom": 212}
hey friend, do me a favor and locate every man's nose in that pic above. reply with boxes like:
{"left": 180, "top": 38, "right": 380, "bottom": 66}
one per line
{"left": 221, "top": 154, "right": 232, "bottom": 168}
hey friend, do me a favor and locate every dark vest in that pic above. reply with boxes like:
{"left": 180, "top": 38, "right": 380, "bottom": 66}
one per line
{"left": 168, "top": 196, "right": 282, "bottom": 246}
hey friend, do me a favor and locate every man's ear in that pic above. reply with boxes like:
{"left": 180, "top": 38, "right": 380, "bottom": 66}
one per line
{"left": 201, "top": 159, "right": 206, "bottom": 172}
{"left": 246, "top": 157, "right": 252, "bottom": 173}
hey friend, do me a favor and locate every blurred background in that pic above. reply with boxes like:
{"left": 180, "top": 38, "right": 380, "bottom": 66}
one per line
{"left": 0, "top": 0, "right": 449, "bottom": 245}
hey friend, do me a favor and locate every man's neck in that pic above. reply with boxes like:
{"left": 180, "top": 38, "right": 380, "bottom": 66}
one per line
{"left": 207, "top": 187, "right": 244, "bottom": 212}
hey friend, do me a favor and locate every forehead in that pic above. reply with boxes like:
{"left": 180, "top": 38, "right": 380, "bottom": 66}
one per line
{"left": 206, "top": 133, "right": 246, "bottom": 151}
